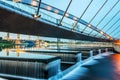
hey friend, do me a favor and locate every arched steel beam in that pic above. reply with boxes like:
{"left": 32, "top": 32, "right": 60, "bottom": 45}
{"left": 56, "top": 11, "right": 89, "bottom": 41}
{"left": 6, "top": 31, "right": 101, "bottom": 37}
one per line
{"left": 1, "top": 0, "right": 113, "bottom": 40}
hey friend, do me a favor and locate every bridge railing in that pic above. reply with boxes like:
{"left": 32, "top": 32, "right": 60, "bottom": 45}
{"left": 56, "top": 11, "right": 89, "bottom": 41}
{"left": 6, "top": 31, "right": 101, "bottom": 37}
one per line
{"left": 49, "top": 47, "right": 114, "bottom": 80}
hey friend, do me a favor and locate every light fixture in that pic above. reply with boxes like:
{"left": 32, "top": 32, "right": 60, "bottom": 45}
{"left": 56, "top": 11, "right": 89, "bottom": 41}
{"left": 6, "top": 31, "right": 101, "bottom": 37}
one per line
{"left": 54, "top": 10, "right": 59, "bottom": 14}
{"left": 12, "top": 0, "right": 20, "bottom": 2}
{"left": 100, "top": 31, "right": 103, "bottom": 34}
{"left": 31, "top": 0, "right": 37, "bottom": 6}
{"left": 65, "top": 13, "right": 69, "bottom": 17}
{"left": 73, "top": 17, "right": 77, "bottom": 21}
{"left": 33, "top": 14, "right": 41, "bottom": 19}
{"left": 87, "top": 24, "right": 91, "bottom": 27}
{"left": 46, "top": 6, "right": 52, "bottom": 11}
{"left": 106, "top": 35, "right": 110, "bottom": 39}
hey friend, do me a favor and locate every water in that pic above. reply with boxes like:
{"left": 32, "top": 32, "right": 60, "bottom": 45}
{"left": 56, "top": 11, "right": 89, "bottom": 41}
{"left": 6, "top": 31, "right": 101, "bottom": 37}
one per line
{"left": 62, "top": 53, "right": 120, "bottom": 80}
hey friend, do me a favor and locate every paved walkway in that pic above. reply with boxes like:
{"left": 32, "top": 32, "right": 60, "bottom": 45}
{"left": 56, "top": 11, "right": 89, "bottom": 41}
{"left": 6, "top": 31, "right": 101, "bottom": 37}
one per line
{"left": 62, "top": 53, "right": 120, "bottom": 80}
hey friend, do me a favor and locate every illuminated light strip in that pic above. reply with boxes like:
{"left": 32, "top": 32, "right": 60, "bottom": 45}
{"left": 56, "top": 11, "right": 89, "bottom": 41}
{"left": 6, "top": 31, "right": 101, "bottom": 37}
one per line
{"left": 2, "top": 0, "right": 113, "bottom": 40}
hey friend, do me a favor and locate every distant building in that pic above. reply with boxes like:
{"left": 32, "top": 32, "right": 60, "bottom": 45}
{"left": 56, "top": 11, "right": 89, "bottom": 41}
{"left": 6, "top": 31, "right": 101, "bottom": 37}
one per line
{"left": 0, "top": 37, "right": 2, "bottom": 40}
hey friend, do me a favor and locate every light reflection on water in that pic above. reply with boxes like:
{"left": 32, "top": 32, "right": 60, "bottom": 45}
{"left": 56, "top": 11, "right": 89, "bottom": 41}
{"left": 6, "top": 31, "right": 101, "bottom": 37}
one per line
{"left": 0, "top": 45, "right": 71, "bottom": 58}
{"left": 111, "top": 54, "right": 120, "bottom": 80}
{"left": 0, "top": 45, "right": 49, "bottom": 58}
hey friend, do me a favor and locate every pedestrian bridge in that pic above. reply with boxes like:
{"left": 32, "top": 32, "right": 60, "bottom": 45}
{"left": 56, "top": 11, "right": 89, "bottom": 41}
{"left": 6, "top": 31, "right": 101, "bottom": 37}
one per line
{"left": 0, "top": 0, "right": 120, "bottom": 80}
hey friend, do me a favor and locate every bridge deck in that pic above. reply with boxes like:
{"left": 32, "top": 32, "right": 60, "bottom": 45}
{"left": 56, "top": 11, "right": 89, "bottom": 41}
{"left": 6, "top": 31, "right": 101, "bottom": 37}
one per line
{"left": 62, "top": 52, "right": 119, "bottom": 80}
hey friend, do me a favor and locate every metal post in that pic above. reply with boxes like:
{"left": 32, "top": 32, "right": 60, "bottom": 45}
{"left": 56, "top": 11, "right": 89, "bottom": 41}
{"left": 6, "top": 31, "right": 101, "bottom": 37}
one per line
{"left": 90, "top": 50, "right": 93, "bottom": 59}
{"left": 98, "top": 49, "right": 101, "bottom": 55}
{"left": 105, "top": 48, "right": 108, "bottom": 52}
{"left": 36, "top": 0, "right": 41, "bottom": 16}
{"left": 76, "top": 53, "right": 82, "bottom": 63}
{"left": 58, "top": 0, "right": 72, "bottom": 26}
{"left": 72, "top": 0, "right": 93, "bottom": 31}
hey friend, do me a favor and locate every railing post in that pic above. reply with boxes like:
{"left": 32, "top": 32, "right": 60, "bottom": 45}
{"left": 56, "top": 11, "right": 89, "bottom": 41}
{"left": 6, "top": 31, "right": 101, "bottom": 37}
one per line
{"left": 98, "top": 49, "right": 101, "bottom": 55}
{"left": 76, "top": 53, "right": 82, "bottom": 63}
{"left": 105, "top": 48, "right": 108, "bottom": 52}
{"left": 90, "top": 50, "right": 93, "bottom": 59}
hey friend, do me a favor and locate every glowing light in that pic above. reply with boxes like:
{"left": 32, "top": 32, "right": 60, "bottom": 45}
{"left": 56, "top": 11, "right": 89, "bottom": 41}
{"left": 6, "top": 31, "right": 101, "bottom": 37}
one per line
{"left": 31, "top": 0, "right": 37, "bottom": 6}
{"left": 111, "top": 54, "right": 120, "bottom": 80}
{"left": 54, "top": 10, "right": 59, "bottom": 14}
{"left": 100, "top": 31, "right": 103, "bottom": 34}
{"left": 12, "top": 0, "right": 21, "bottom": 2}
{"left": 46, "top": 6, "right": 52, "bottom": 10}
{"left": 33, "top": 14, "right": 38, "bottom": 18}
{"left": 87, "top": 24, "right": 91, "bottom": 27}
{"left": 73, "top": 17, "right": 77, "bottom": 21}
{"left": 106, "top": 35, "right": 109, "bottom": 39}
{"left": 65, "top": 13, "right": 69, "bottom": 17}
{"left": 114, "top": 40, "right": 120, "bottom": 45}
{"left": 33, "top": 14, "right": 41, "bottom": 19}
{"left": 12, "top": 49, "right": 25, "bottom": 53}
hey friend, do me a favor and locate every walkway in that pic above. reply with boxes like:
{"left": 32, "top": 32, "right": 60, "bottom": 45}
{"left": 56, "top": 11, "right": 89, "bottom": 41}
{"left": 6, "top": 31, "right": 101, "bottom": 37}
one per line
{"left": 62, "top": 53, "right": 120, "bottom": 80}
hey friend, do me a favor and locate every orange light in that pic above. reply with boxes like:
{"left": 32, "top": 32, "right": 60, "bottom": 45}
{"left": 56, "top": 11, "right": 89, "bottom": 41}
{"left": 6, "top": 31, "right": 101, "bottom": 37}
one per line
{"left": 13, "top": 0, "right": 20, "bottom": 2}
{"left": 114, "top": 40, "right": 120, "bottom": 45}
